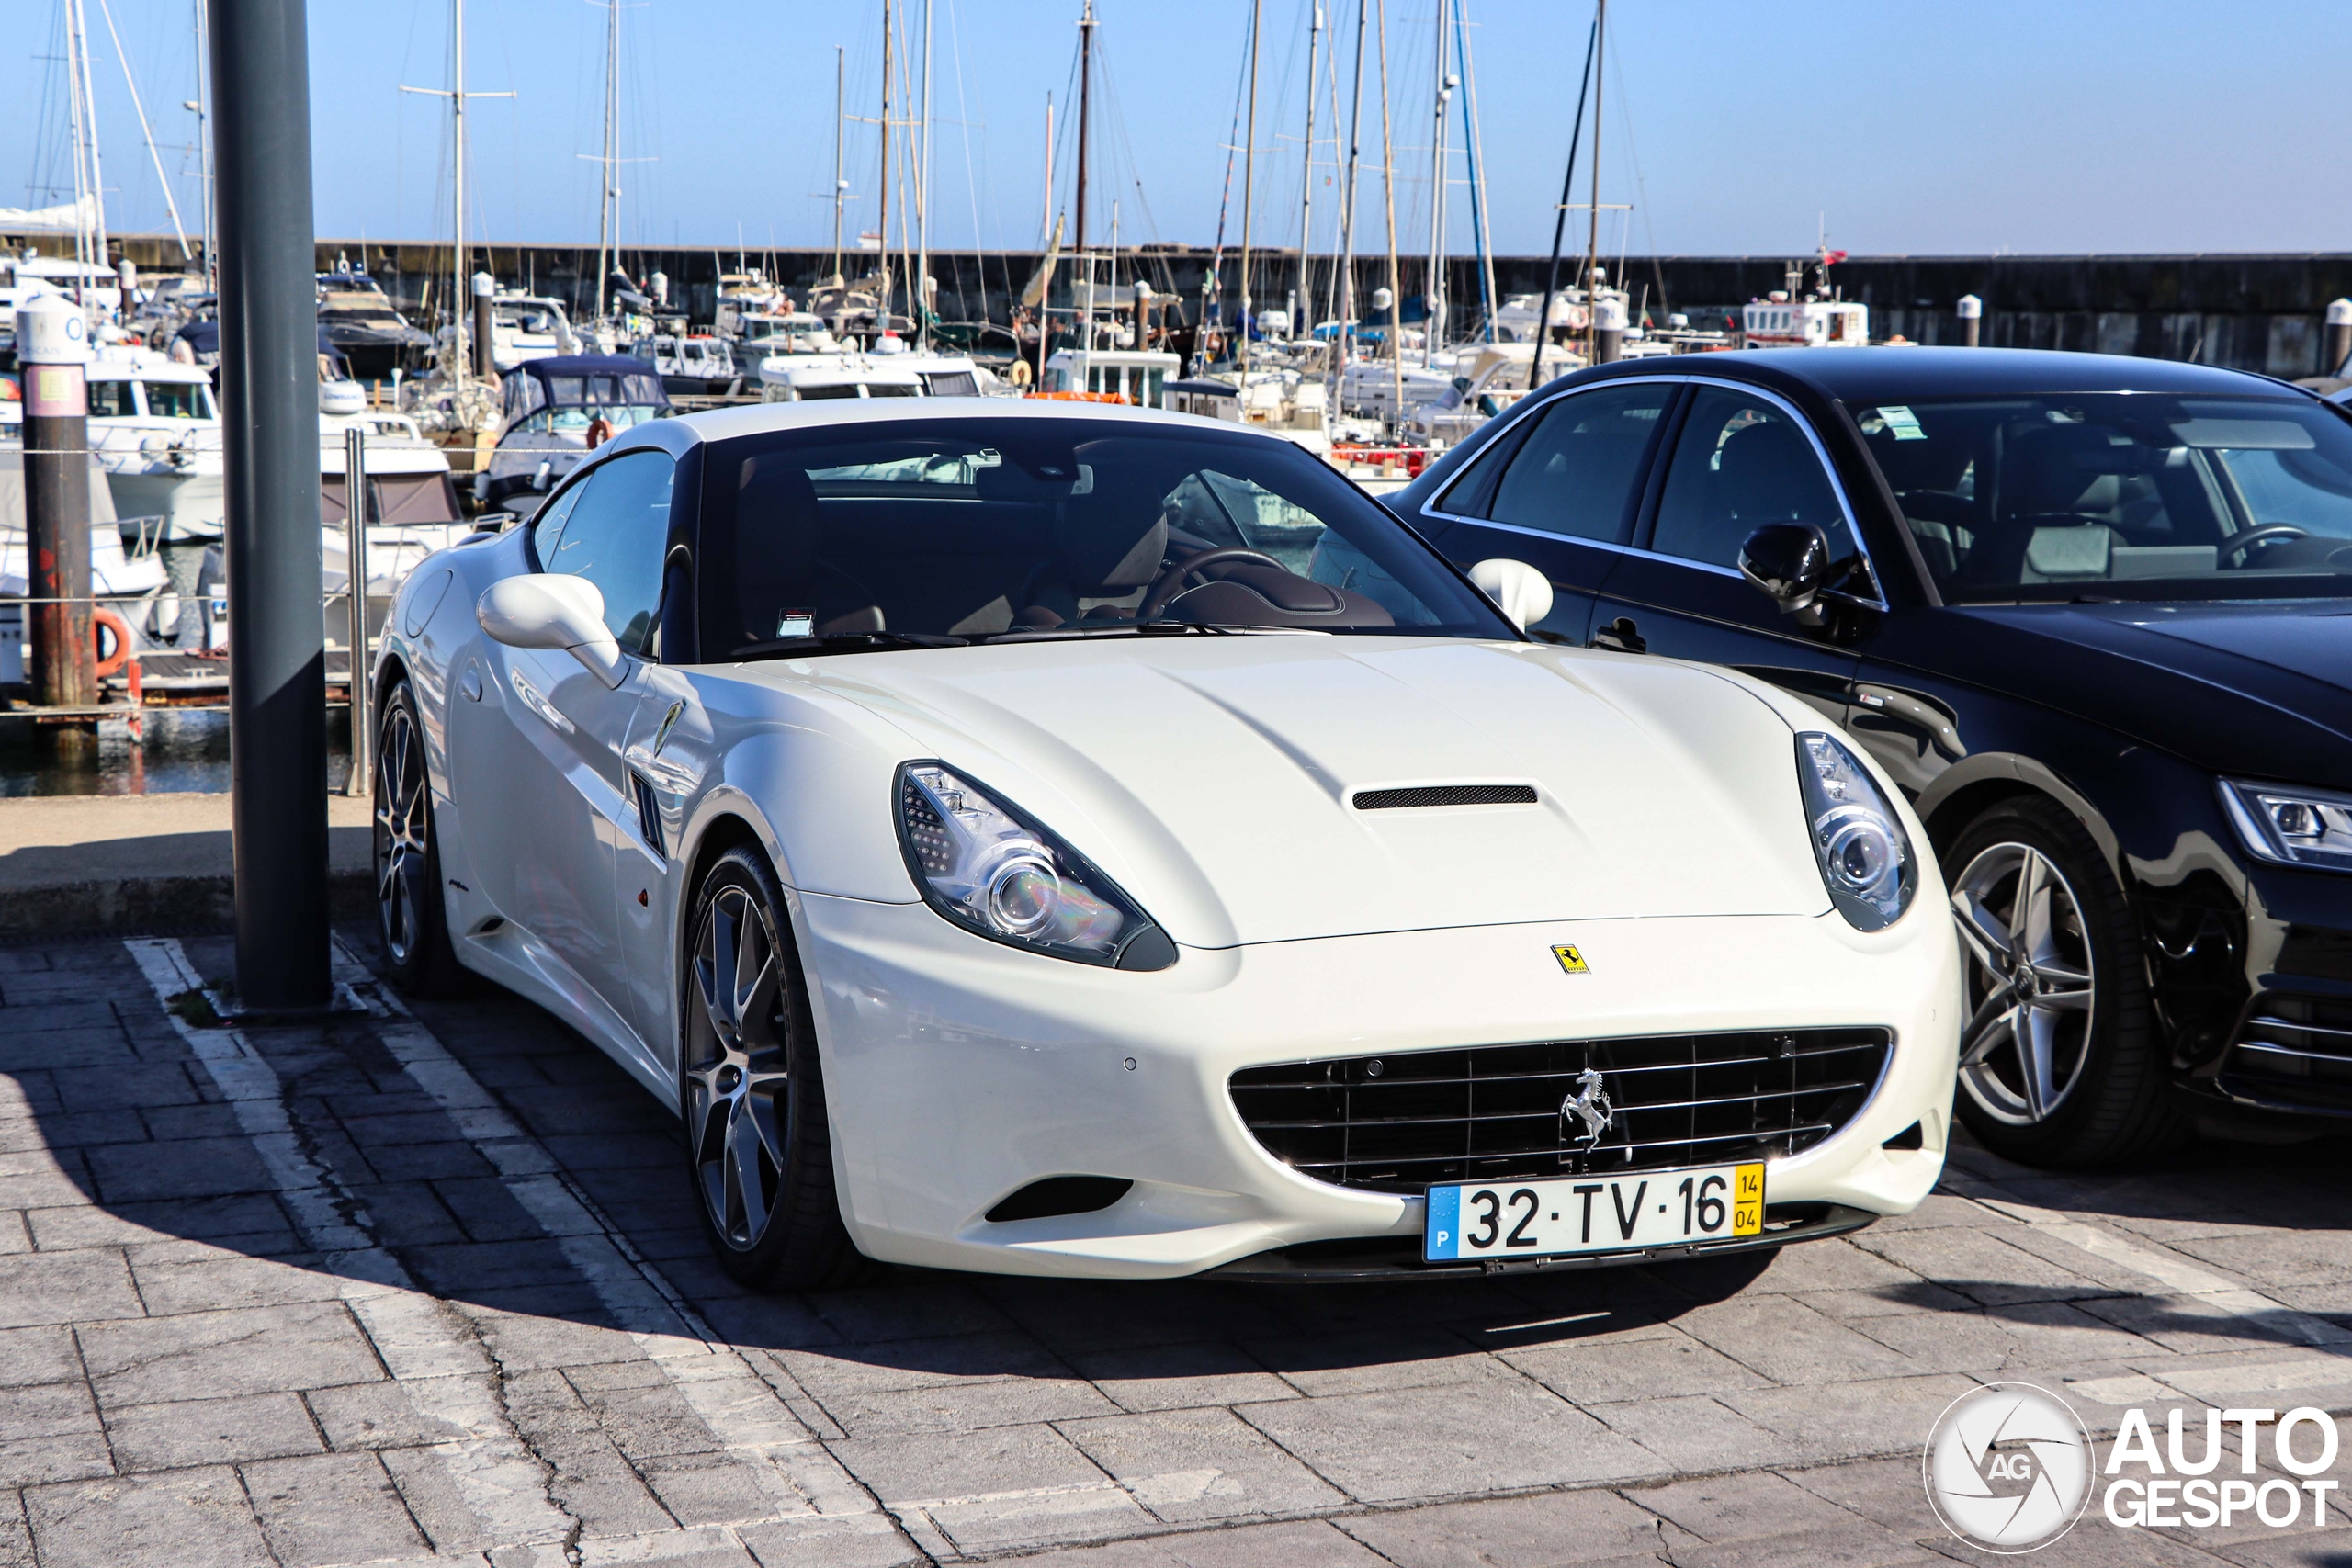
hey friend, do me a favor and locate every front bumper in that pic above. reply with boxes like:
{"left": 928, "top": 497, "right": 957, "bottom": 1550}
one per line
{"left": 794, "top": 893, "right": 1962, "bottom": 1280}
{"left": 2196, "top": 857, "right": 2352, "bottom": 1119}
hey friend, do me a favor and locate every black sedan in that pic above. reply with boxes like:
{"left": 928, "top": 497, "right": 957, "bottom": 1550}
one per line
{"left": 1393, "top": 347, "right": 2352, "bottom": 1167}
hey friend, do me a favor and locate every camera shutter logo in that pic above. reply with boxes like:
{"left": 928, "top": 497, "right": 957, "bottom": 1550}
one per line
{"left": 1923, "top": 1382, "right": 2094, "bottom": 1553}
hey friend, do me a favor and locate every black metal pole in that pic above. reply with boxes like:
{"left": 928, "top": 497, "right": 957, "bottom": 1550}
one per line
{"left": 211, "top": 0, "right": 330, "bottom": 1010}
{"left": 1530, "top": 14, "right": 1599, "bottom": 390}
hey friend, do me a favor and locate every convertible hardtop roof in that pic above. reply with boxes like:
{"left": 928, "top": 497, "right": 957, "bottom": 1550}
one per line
{"left": 1581, "top": 346, "right": 2305, "bottom": 404}
{"left": 607, "top": 389, "right": 1245, "bottom": 458}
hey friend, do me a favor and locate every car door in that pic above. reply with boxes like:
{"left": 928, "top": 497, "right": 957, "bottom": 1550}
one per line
{"left": 1589, "top": 381, "right": 1873, "bottom": 727}
{"left": 1418, "top": 379, "right": 1680, "bottom": 646}
{"left": 454, "top": 450, "right": 672, "bottom": 1055}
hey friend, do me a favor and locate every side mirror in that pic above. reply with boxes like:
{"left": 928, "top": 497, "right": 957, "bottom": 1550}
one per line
{"left": 1738, "top": 524, "right": 1835, "bottom": 616}
{"left": 476, "top": 575, "right": 627, "bottom": 688}
{"left": 1467, "top": 558, "right": 1555, "bottom": 633}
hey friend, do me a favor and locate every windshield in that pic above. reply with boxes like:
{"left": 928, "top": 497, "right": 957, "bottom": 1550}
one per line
{"left": 1848, "top": 393, "right": 2352, "bottom": 602}
{"left": 709, "top": 416, "right": 1512, "bottom": 651}
{"left": 140, "top": 380, "right": 213, "bottom": 420}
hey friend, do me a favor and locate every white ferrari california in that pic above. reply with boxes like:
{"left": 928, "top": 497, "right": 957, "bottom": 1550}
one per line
{"left": 371, "top": 397, "right": 1961, "bottom": 1288}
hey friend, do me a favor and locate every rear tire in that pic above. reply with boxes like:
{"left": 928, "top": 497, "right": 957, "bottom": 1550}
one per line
{"left": 1946, "top": 795, "right": 2188, "bottom": 1167}
{"left": 374, "top": 680, "right": 468, "bottom": 996}
{"left": 681, "top": 846, "right": 867, "bottom": 1290}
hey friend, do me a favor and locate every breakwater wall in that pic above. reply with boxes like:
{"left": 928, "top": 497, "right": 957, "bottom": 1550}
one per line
{"left": 38, "top": 233, "right": 2352, "bottom": 378}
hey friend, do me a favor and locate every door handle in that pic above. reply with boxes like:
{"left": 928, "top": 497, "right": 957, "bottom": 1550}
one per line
{"left": 1591, "top": 615, "right": 1646, "bottom": 655}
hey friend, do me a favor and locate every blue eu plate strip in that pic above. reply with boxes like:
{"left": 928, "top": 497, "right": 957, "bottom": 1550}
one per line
{"left": 1424, "top": 1185, "right": 1461, "bottom": 1262}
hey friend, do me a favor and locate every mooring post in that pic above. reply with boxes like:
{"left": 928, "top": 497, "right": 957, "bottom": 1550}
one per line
{"left": 2325, "top": 299, "right": 2352, "bottom": 379}
{"left": 472, "top": 270, "right": 496, "bottom": 381}
{"left": 211, "top": 0, "right": 330, "bottom": 1010}
{"left": 17, "top": 297, "right": 97, "bottom": 741}
{"left": 343, "top": 426, "right": 373, "bottom": 800}
{"left": 1957, "top": 294, "right": 1983, "bottom": 349}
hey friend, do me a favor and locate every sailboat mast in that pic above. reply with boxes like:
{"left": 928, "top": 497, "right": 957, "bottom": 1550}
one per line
{"left": 1075, "top": 0, "right": 1094, "bottom": 255}
{"left": 1295, "top": 1, "right": 1318, "bottom": 341}
{"left": 1375, "top": 0, "right": 1401, "bottom": 420}
{"left": 194, "top": 0, "right": 214, "bottom": 290}
{"left": 1584, "top": 0, "right": 1604, "bottom": 363}
{"left": 1334, "top": 0, "right": 1366, "bottom": 361}
{"left": 1237, "top": 0, "right": 1261, "bottom": 381}
{"left": 831, "top": 47, "right": 845, "bottom": 280}
{"left": 878, "top": 0, "right": 893, "bottom": 322}
{"left": 1423, "top": 5, "right": 1446, "bottom": 368}
{"left": 70, "top": 0, "right": 112, "bottom": 305}
{"left": 594, "top": 0, "right": 618, "bottom": 323}
{"left": 453, "top": 0, "right": 468, "bottom": 389}
{"left": 917, "top": 0, "right": 932, "bottom": 346}
{"left": 63, "top": 0, "right": 92, "bottom": 305}
{"left": 1454, "top": 0, "right": 1495, "bottom": 341}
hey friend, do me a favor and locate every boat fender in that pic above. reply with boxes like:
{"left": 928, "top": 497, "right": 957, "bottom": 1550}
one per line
{"left": 91, "top": 609, "right": 131, "bottom": 679}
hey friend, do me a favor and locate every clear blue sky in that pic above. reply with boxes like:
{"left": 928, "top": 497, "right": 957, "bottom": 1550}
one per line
{"left": 12, "top": 0, "right": 2349, "bottom": 262}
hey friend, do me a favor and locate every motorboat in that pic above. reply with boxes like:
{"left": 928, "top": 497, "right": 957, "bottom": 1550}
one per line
{"left": 713, "top": 270, "right": 788, "bottom": 337}
{"left": 640, "top": 333, "right": 740, "bottom": 396}
{"left": 439, "top": 291, "right": 581, "bottom": 373}
{"left": 85, "top": 349, "right": 226, "bottom": 543}
{"left": 473, "top": 353, "right": 672, "bottom": 515}
{"left": 1404, "top": 342, "right": 1583, "bottom": 445}
{"left": 756, "top": 354, "right": 925, "bottom": 402}
{"left": 1740, "top": 291, "right": 1869, "bottom": 348}
{"left": 730, "top": 310, "right": 842, "bottom": 369}
{"left": 0, "top": 446, "right": 174, "bottom": 682}
{"left": 317, "top": 278, "right": 432, "bottom": 382}
{"left": 1035, "top": 345, "right": 1180, "bottom": 408}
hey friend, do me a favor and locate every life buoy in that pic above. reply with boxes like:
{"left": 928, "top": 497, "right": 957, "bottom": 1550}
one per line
{"left": 584, "top": 416, "right": 615, "bottom": 448}
{"left": 91, "top": 608, "right": 130, "bottom": 678}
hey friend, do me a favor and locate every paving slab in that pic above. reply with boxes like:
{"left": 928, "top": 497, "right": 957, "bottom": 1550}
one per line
{"left": 1, "top": 927, "right": 2349, "bottom": 1565}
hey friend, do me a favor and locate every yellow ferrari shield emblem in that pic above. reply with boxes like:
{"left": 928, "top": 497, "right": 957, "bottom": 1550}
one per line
{"left": 1552, "top": 944, "right": 1589, "bottom": 975}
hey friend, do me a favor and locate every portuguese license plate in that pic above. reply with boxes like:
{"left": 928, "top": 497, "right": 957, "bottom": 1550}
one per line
{"left": 1424, "top": 1162, "right": 1764, "bottom": 1262}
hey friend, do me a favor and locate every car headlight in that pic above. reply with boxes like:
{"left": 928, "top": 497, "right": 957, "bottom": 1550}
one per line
{"left": 2221, "top": 778, "right": 2352, "bottom": 873}
{"left": 895, "top": 762, "right": 1178, "bottom": 970}
{"left": 1795, "top": 732, "right": 1917, "bottom": 931}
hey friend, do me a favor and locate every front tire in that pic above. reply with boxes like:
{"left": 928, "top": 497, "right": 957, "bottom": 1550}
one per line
{"left": 1946, "top": 796, "right": 2188, "bottom": 1167}
{"left": 375, "top": 680, "right": 467, "bottom": 995}
{"left": 681, "top": 846, "right": 865, "bottom": 1290}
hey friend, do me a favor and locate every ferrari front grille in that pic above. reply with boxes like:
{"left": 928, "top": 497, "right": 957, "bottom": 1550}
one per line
{"left": 1228, "top": 1027, "right": 1894, "bottom": 1194}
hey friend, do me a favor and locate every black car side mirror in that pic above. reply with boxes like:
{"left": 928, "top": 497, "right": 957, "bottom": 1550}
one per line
{"left": 1739, "top": 524, "right": 1835, "bottom": 615}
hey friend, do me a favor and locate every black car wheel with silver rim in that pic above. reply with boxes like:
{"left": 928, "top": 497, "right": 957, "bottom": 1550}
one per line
{"left": 374, "top": 679, "right": 464, "bottom": 993}
{"left": 680, "top": 844, "right": 865, "bottom": 1288}
{"left": 1944, "top": 797, "right": 2186, "bottom": 1165}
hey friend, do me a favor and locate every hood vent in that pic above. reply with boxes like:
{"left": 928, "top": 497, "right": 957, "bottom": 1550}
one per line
{"left": 1353, "top": 784, "right": 1538, "bottom": 811}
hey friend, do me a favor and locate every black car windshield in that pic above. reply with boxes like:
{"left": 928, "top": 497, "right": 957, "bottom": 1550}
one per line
{"left": 710, "top": 416, "right": 1513, "bottom": 652}
{"left": 1846, "top": 393, "right": 2352, "bottom": 602}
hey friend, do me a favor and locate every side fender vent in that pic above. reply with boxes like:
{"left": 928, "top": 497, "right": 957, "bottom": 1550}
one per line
{"left": 1353, "top": 784, "right": 1538, "bottom": 810}
{"left": 629, "top": 771, "right": 666, "bottom": 857}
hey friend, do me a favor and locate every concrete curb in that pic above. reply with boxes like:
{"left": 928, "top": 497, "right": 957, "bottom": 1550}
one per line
{"left": 0, "top": 871, "right": 377, "bottom": 937}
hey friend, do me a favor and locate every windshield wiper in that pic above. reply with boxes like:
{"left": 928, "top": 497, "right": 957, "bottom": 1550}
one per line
{"left": 730, "top": 630, "right": 970, "bottom": 660}
{"left": 979, "top": 619, "right": 1250, "bottom": 644}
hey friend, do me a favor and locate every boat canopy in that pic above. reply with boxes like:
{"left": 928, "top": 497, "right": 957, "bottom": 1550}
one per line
{"left": 503, "top": 354, "right": 669, "bottom": 423}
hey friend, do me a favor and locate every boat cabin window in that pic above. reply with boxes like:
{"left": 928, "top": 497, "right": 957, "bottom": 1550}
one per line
{"left": 865, "top": 383, "right": 922, "bottom": 398}
{"left": 87, "top": 379, "right": 134, "bottom": 419}
{"left": 921, "top": 371, "right": 979, "bottom": 398}
{"left": 797, "top": 385, "right": 862, "bottom": 400}
{"left": 141, "top": 381, "right": 213, "bottom": 420}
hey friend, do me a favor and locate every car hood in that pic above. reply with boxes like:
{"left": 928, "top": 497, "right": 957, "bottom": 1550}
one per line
{"left": 1916, "top": 600, "right": 2352, "bottom": 787}
{"left": 785, "top": 637, "right": 1833, "bottom": 948}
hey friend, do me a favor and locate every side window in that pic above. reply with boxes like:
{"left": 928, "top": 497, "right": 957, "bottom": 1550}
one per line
{"left": 1651, "top": 389, "right": 1852, "bottom": 569}
{"left": 1463, "top": 384, "right": 1675, "bottom": 543}
{"left": 539, "top": 452, "right": 674, "bottom": 655}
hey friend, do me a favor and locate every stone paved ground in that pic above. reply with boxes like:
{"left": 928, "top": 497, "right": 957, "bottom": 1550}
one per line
{"left": 3, "top": 931, "right": 2352, "bottom": 1567}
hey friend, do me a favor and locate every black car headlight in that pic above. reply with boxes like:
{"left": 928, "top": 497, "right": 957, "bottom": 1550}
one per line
{"left": 895, "top": 762, "right": 1178, "bottom": 970}
{"left": 2221, "top": 778, "right": 2352, "bottom": 874}
{"left": 1795, "top": 732, "right": 1917, "bottom": 931}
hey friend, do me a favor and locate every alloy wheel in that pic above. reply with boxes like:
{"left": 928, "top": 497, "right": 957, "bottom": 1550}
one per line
{"left": 684, "top": 885, "right": 794, "bottom": 1249}
{"left": 375, "top": 704, "right": 430, "bottom": 966}
{"left": 1952, "top": 841, "right": 2098, "bottom": 1125}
